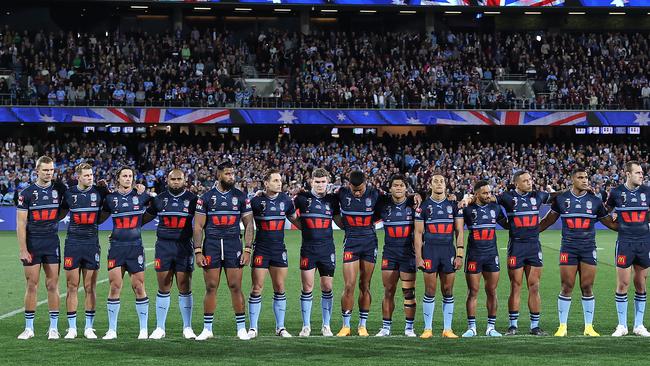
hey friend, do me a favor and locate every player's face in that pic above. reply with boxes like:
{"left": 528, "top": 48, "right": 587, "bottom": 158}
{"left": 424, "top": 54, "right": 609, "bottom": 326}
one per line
{"left": 390, "top": 179, "right": 407, "bottom": 200}
{"left": 516, "top": 173, "right": 533, "bottom": 193}
{"left": 349, "top": 182, "right": 366, "bottom": 198}
{"left": 118, "top": 170, "right": 133, "bottom": 189}
{"left": 572, "top": 172, "right": 589, "bottom": 191}
{"left": 77, "top": 168, "right": 94, "bottom": 188}
{"left": 311, "top": 176, "right": 329, "bottom": 195}
{"left": 430, "top": 175, "right": 446, "bottom": 195}
{"left": 219, "top": 168, "right": 235, "bottom": 190}
{"left": 167, "top": 171, "right": 185, "bottom": 190}
{"left": 627, "top": 164, "right": 644, "bottom": 187}
{"left": 37, "top": 162, "right": 54, "bottom": 184}
{"left": 265, "top": 173, "right": 283, "bottom": 194}
{"left": 475, "top": 185, "right": 493, "bottom": 205}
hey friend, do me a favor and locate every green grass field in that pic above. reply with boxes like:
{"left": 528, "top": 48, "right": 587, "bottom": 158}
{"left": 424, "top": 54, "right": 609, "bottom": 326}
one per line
{"left": 0, "top": 230, "right": 647, "bottom": 365}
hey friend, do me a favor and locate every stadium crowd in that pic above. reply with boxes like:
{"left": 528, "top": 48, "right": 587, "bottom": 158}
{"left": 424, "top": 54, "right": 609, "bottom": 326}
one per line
{"left": 0, "top": 132, "right": 647, "bottom": 204}
{"left": 0, "top": 26, "right": 649, "bottom": 110}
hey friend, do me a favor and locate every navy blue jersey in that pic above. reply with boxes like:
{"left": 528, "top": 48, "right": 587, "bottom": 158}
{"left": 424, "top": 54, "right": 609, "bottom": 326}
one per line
{"left": 102, "top": 190, "right": 152, "bottom": 244}
{"left": 61, "top": 185, "right": 109, "bottom": 241}
{"left": 16, "top": 182, "right": 64, "bottom": 238}
{"left": 377, "top": 196, "right": 415, "bottom": 249}
{"left": 550, "top": 191, "right": 609, "bottom": 249}
{"left": 147, "top": 190, "right": 197, "bottom": 242}
{"left": 195, "top": 187, "right": 251, "bottom": 240}
{"left": 337, "top": 186, "right": 380, "bottom": 238}
{"left": 294, "top": 191, "right": 340, "bottom": 245}
{"left": 416, "top": 197, "right": 463, "bottom": 246}
{"left": 498, "top": 190, "right": 550, "bottom": 242}
{"left": 606, "top": 184, "right": 650, "bottom": 242}
{"left": 462, "top": 203, "right": 506, "bottom": 255}
{"left": 251, "top": 193, "right": 296, "bottom": 248}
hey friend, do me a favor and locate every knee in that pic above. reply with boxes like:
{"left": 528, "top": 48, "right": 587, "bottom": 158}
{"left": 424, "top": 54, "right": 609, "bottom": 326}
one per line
{"left": 83, "top": 283, "right": 95, "bottom": 295}
{"left": 402, "top": 287, "right": 416, "bottom": 308}
{"left": 228, "top": 281, "right": 242, "bottom": 293}
{"left": 467, "top": 286, "right": 479, "bottom": 298}
{"left": 204, "top": 282, "right": 218, "bottom": 294}
{"left": 527, "top": 281, "right": 540, "bottom": 294}
{"left": 25, "top": 280, "right": 38, "bottom": 293}
{"left": 359, "top": 282, "right": 371, "bottom": 294}
{"left": 580, "top": 284, "right": 593, "bottom": 296}
{"left": 67, "top": 282, "right": 79, "bottom": 293}
{"left": 251, "top": 283, "right": 264, "bottom": 295}
{"left": 46, "top": 279, "right": 58, "bottom": 293}
{"left": 383, "top": 284, "right": 396, "bottom": 298}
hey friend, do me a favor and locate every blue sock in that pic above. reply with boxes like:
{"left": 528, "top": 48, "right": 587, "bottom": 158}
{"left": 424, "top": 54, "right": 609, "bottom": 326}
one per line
{"left": 558, "top": 294, "right": 571, "bottom": 325}
{"left": 530, "top": 312, "right": 540, "bottom": 329}
{"left": 135, "top": 297, "right": 149, "bottom": 331}
{"left": 442, "top": 296, "right": 454, "bottom": 330}
{"left": 509, "top": 311, "right": 519, "bottom": 328}
{"left": 156, "top": 291, "right": 170, "bottom": 330}
{"left": 359, "top": 309, "right": 369, "bottom": 328}
{"left": 467, "top": 316, "right": 476, "bottom": 330}
{"left": 487, "top": 315, "right": 497, "bottom": 330}
{"left": 615, "top": 292, "right": 628, "bottom": 327}
{"left": 300, "top": 291, "right": 313, "bottom": 327}
{"left": 203, "top": 313, "right": 214, "bottom": 332}
{"left": 635, "top": 292, "right": 647, "bottom": 328}
{"left": 342, "top": 310, "right": 351, "bottom": 328}
{"left": 248, "top": 293, "right": 262, "bottom": 330}
{"left": 405, "top": 317, "right": 414, "bottom": 331}
{"left": 273, "top": 292, "right": 287, "bottom": 329}
{"left": 49, "top": 310, "right": 59, "bottom": 330}
{"left": 581, "top": 295, "right": 595, "bottom": 326}
{"left": 321, "top": 290, "right": 333, "bottom": 327}
{"left": 67, "top": 311, "right": 77, "bottom": 330}
{"left": 107, "top": 298, "right": 120, "bottom": 332}
{"left": 85, "top": 310, "right": 95, "bottom": 330}
{"left": 382, "top": 318, "right": 392, "bottom": 331}
{"left": 423, "top": 294, "right": 435, "bottom": 330}
{"left": 235, "top": 313, "right": 246, "bottom": 331}
{"left": 178, "top": 292, "right": 193, "bottom": 329}
{"left": 25, "top": 311, "right": 35, "bottom": 330}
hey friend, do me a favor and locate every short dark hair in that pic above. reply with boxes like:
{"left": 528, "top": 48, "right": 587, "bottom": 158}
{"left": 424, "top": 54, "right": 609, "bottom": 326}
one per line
{"left": 217, "top": 161, "right": 233, "bottom": 171}
{"left": 312, "top": 168, "right": 330, "bottom": 180}
{"left": 625, "top": 161, "right": 640, "bottom": 173}
{"left": 349, "top": 170, "right": 366, "bottom": 186}
{"left": 571, "top": 166, "right": 587, "bottom": 177}
{"left": 473, "top": 180, "right": 490, "bottom": 192}
{"left": 513, "top": 170, "right": 529, "bottom": 182}
{"left": 116, "top": 166, "right": 134, "bottom": 179}
{"left": 389, "top": 174, "right": 408, "bottom": 188}
{"left": 264, "top": 169, "right": 281, "bottom": 182}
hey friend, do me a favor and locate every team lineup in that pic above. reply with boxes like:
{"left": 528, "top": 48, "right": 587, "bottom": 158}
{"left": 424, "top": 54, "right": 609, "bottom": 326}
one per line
{"left": 14, "top": 156, "right": 650, "bottom": 341}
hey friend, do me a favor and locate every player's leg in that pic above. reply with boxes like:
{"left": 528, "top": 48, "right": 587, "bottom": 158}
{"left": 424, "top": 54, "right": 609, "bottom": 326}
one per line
{"left": 197, "top": 267, "right": 221, "bottom": 340}
{"left": 555, "top": 259, "right": 578, "bottom": 337}
{"left": 401, "top": 271, "right": 417, "bottom": 337}
{"left": 578, "top": 262, "right": 598, "bottom": 336}
{"left": 338, "top": 260, "right": 358, "bottom": 336}
{"left": 43, "top": 263, "right": 61, "bottom": 338}
{"left": 484, "top": 271, "right": 501, "bottom": 336}
{"left": 440, "top": 272, "right": 458, "bottom": 337}
{"left": 357, "top": 259, "right": 375, "bottom": 336}
{"left": 150, "top": 269, "right": 173, "bottom": 339}
{"left": 82, "top": 268, "right": 98, "bottom": 338}
{"left": 104, "top": 267, "right": 125, "bottom": 339}
{"left": 299, "top": 268, "right": 316, "bottom": 336}
{"left": 269, "top": 266, "right": 290, "bottom": 336}
{"left": 224, "top": 267, "right": 248, "bottom": 339}
{"left": 248, "top": 267, "right": 267, "bottom": 336}
{"left": 377, "top": 269, "right": 399, "bottom": 336}
{"left": 175, "top": 270, "right": 195, "bottom": 338}
{"left": 19, "top": 264, "right": 41, "bottom": 339}
{"left": 420, "top": 272, "right": 437, "bottom": 337}
{"left": 64, "top": 267, "right": 81, "bottom": 338}
{"left": 632, "top": 264, "right": 650, "bottom": 336}
{"left": 524, "top": 265, "right": 545, "bottom": 335}
{"left": 613, "top": 265, "right": 631, "bottom": 335}
{"left": 319, "top": 270, "right": 334, "bottom": 336}
{"left": 506, "top": 266, "right": 523, "bottom": 335}
{"left": 130, "top": 270, "right": 149, "bottom": 339}
{"left": 463, "top": 272, "right": 481, "bottom": 337}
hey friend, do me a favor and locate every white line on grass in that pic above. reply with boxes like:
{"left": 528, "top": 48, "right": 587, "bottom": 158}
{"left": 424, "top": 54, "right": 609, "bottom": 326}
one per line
{"left": 0, "top": 261, "right": 154, "bottom": 320}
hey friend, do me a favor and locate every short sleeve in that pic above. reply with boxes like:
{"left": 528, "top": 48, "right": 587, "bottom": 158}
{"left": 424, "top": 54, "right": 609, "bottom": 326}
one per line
{"left": 16, "top": 189, "right": 29, "bottom": 211}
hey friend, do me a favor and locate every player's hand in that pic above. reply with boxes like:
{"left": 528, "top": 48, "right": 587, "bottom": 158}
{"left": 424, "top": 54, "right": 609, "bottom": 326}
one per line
{"left": 453, "top": 256, "right": 463, "bottom": 270}
{"left": 458, "top": 198, "right": 470, "bottom": 208}
{"left": 413, "top": 193, "right": 422, "bottom": 209}
{"left": 97, "top": 179, "right": 108, "bottom": 188}
{"left": 254, "top": 190, "right": 264, "bottom": 197}
{"left": 416, "top": 256, "right": 425, "bottom": 271}
{"left": 545, "top": 184, "right": 555, "bottom": 193}
{"left": 195, "top": 253, "right": 207, "bottom": 267}
{"left": 240, "top": 251, "right": 251, "bottom": 266}
{"left": 611, "top": 212, "right": 618, "bottom": 222}
{"left": 135, "top": 184, "right": 146, "bottom": 195}
{"left": 19, "top": 248, "right": 32, "bottom": 265}
{"left": 447, "top": 194, "right": 457, "bottom": 202}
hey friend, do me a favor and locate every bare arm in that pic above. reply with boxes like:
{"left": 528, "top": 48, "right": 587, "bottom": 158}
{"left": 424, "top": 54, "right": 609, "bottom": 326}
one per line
{"left": 241, "top": 213, "right": 254, "bottom": 266}
{"left": 16, "top": 210, "right": 31, "bottom": 264}
{"left": 414, "top": 220, "right": 425, "bottom": 270}
{"left": 453, "top": 218, "right": 464, "bottom": 270}
{"left": 600, "top": 215, "right": 619, "bottom": 232}
{"left": 538, "top": 210, "right": 560, "bottom": 232}
{"left": 98, "top": 211, "right": 111, "bottom": 224}
{"left": 288, "top": 213, "right": 302, "bottom": 230}
{"left": 333, "top": 214, "right": 343, "bottom": 229}
{"left": 193, "top": 213, "right": 207, "bottom": 267}
{"left": 142, "top": 212, "right": 156, "bottom": 225}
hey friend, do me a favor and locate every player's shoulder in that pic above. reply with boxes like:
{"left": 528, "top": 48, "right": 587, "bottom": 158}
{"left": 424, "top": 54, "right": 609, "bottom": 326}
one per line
{"left": 585, "top": 191, "right": 604, "bottom": 203}
{"left": 184, "top": 190, "right": 198, "bottom": 201}
{"left": 19, "top": 183, "right": 36, "bottom": 194}
{"left": 200, "top": 188, "right": 217, "bottom": 200}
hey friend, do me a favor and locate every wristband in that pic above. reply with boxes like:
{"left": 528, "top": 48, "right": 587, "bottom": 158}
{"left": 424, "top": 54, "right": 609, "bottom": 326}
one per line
{"left": 194, "top": 248, "right": 203, "bottom": 255}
